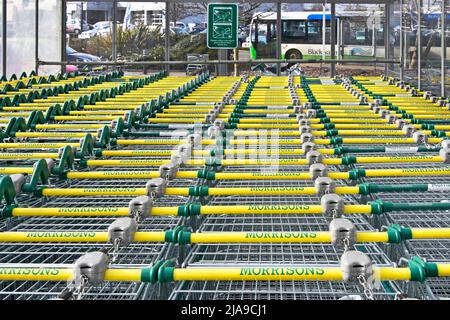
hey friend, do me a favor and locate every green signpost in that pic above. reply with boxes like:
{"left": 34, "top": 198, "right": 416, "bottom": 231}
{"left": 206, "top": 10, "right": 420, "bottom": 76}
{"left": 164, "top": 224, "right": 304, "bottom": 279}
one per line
{"left": 207, "top": 3, "right": 239, "bottom": 49}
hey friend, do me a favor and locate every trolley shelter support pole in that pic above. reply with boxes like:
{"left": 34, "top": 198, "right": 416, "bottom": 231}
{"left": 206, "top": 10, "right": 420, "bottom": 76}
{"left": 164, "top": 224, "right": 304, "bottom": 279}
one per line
{"left": 384, "top": 0, "right": 390, "bottom": 76}
{"left": 373, "top": 12, "right": 377, "bottom": 59}
{"left": 336, "top": 17, "right": 341, "bottom": 61}
{"left": 417, "top": 0, "right": 422, "bottom": 90}
{"left": 61, "top": 0, "right": 67, "bottom": 75}
{"left": 276, "top": 2, "right": 282, "bottom": 76}
{"left": 112, "top": 0, "right": 117, "bottom": 63}
{"left": 234, "top": 47, "right": 238, "bottom": 76}
{"left": 214, "top": 0, "right": 229, "bottom": 76}
{"left": 441, "top": 0, "right": 445, "bottom": 97}
{"left": 336, "top": 19, "right": 341, "bottom": 59}
{"left": 399, "top": 0, "right": 404, "bottom": 80}
{"left": 35, "top": 0, "right": 39, "bottom": 75}
{"left": 343, "top": 18, "right": 346, "bottom": 59}
{"left": 2, "top": 0, "right": 6, "bottom": 77}
{"left": 165, "top": 1, "right": 170, "bottom": 75}
{"left": 330, "top": 2, "right": 336, "bottom": 77}
{"left": 403, "top": 0, "right": 408, "bottom": 79}
{"left": 80, "top": 2, "right": 84, "bottom": 36}
{"left": 217, "top": 50, "right": 228, "bottom": 76}
{"left": 340, "top": 19, "right": 344, "bottom": 60}
{"left": 322, "top": 2, "right": 326, "bottom": 61}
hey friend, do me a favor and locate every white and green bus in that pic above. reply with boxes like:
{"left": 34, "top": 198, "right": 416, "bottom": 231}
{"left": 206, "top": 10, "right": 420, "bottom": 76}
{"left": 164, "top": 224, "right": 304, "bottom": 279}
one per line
{"left": 245, "top": 11, "right": 386, "bottom": 60}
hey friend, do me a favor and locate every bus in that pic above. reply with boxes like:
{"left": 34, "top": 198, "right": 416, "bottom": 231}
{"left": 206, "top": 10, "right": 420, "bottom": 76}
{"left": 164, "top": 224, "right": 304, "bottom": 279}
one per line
{"left": 245, "top": 11, "right": 386, "bottom": 60}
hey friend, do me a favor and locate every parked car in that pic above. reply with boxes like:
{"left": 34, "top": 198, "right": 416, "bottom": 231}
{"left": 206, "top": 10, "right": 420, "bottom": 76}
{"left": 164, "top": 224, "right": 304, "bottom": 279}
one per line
{"left": 66, "top": 19, "right": 90, "bottom": 35}
{"left": 66, "top": 46, "right": 101, "bottom": 63}
{"left": 79, "top": 21, "right": 111, "bottom": 39}
{"left": 66, "top": 46, "right": 102, "bottom": 72}
{"left": 188, "top": 25, "right": 206, "bottom": 35}
{"left": 159, "top": 26, "right": 190, "bottom": 36}
{"left": 172, "top": 21, "right": 187, "bottom": 29}
{"left": 172, "top": 26, "right": 190, "bottom": 36}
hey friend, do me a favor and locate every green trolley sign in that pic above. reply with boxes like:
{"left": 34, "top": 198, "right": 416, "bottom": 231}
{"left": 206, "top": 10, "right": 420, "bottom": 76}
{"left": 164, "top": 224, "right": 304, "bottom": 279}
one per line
{"left": 207, "top": 3, "right": 239, "bottom": 49}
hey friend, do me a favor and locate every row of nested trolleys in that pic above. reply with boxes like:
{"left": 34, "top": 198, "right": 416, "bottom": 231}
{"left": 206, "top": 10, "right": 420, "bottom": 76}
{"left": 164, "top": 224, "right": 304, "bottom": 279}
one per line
{"left": 0, "top": 69, "right": 449, "bottom": 300}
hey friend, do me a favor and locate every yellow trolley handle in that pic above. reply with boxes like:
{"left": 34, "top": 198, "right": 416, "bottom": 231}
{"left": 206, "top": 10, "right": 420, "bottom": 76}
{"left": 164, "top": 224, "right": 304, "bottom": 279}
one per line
{"left": 2, "top": 263, "right": 448, "bottom": 283}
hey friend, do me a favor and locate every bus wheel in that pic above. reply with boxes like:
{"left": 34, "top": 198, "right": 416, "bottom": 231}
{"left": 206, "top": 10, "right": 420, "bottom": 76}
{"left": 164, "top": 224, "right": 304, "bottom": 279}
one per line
{"left": 285, "top": 49, "right": 302, "bottom": 60}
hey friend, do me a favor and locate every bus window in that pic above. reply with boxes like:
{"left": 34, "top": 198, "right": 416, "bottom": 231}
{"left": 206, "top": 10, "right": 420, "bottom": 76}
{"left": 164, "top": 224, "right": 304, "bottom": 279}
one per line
{"left": 252, "top": 22, "right": 268, "bottom": 45}
{"left": 267, "top": 22, "right": 277, "bottom": 43}
{"left": 307, "top": 20, "right": 331, "bottom": 44}
{"left": 342, "top": 20, "right": 374, "bottom": 46}
{"left": 252, "top": 20, "right": 278, "bottom": 58}
{"left": 282, "top": 20, "right": 306, "bottom": 43}
{"left": 376, "top": 25, "right": 384, "bottom": 46}
{"left": 355, "top": 31, "right": 366, "bottom": 42}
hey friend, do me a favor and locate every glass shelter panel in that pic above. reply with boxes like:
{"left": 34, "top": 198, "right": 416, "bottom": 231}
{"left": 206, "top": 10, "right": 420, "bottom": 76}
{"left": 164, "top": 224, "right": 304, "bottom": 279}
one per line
{"left": 6, "top": 0, "right": 36, "bottom": 77}
{"left": 39, "top": 0, "right": 62, "bottom": 75}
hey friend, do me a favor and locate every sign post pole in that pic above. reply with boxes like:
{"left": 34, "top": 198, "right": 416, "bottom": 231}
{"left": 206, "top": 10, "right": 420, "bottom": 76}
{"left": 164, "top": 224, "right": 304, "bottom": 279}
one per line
{"left": 207, "top": 3, "right": 239, "bottom": 76}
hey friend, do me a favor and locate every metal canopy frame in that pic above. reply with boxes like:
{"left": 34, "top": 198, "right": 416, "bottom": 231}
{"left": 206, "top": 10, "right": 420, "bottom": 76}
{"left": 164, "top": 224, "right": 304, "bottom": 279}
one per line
{"left": 0, "top": 0, "right": 447, "bottom": 97}
{"left": 52, "top": 0, "right": 398, "bottom": 77}
{"left": 77, "top": 0, "right": 394, "bottom": 3}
